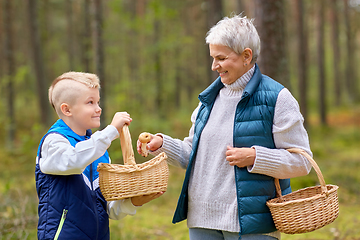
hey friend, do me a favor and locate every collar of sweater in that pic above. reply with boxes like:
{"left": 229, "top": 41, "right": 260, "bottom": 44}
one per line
{"left": 222, "top": 65, "right": 255, "bottom": 97}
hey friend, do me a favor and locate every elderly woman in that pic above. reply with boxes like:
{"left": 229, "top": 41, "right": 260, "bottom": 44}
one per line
{"left": 137, "top": 15, "right": 312, "bottom": 240}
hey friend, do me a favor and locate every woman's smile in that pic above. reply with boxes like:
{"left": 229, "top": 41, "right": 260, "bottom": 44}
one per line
{"left": 219, "top": 71, "right": 228, "bottom": 77}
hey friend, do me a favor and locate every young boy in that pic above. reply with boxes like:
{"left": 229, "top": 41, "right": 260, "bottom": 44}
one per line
{"left": 35, "top": 72, "right": 163, "bottom": 240}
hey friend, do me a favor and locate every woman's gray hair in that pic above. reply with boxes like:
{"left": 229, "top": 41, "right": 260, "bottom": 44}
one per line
{"left": 205, "top": 14, "right": 260, "bottom": 63}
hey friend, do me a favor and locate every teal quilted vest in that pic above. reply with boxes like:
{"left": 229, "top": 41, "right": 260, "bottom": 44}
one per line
{"left": 172, "top": 64, "right": 291, "bottom": 236}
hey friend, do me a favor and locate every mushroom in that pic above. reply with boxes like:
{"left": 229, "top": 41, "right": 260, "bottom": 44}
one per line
{"left": 139, "top": 132, "right": 151, "bottom": 157}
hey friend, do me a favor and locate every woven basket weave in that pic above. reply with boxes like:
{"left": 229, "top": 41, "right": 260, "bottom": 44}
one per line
{"left": 266, "top": 148, "right": 339, "bottom": 234}
{"left": 97, "top": 125, "right": 169, "bottom": 201}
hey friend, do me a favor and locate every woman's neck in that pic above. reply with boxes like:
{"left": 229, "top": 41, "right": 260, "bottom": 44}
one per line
{"left": 222, "top": 65, "right": 255, "bottom": 96}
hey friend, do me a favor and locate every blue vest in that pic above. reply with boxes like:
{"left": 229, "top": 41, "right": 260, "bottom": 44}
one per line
{"left": 172, "top": 64, "right": 291, "bottom": 235}
{"left": 35, "top": 119, "right": 110, "bottom": 240}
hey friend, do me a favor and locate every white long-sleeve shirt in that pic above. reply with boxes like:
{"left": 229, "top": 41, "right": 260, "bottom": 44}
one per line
{"left": 37, "top": 125, "right": 138, "bottom": 220}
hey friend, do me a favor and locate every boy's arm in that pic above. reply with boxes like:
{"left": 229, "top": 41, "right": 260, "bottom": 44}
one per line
{"left": 39, "top": 125, "right": 119, "bottom": 175}
{"left": 107, "top": 199, "right": 138, "bottom": 220}
{"left": 107, "top": 192, "right": 165, "bottom": 220}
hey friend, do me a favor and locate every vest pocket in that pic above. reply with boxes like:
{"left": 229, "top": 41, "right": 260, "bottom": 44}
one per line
{"left": 54, "top": 209, "right": 68, "bottom": 240}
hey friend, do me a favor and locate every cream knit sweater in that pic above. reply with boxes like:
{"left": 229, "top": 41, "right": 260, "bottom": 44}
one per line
{"left": 152, "top": 66, "right": 312, "bottom": 239}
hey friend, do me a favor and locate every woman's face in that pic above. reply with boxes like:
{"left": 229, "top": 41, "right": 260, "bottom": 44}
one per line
{"left": 209, "top": 44, "right": 250, "bottom": 85}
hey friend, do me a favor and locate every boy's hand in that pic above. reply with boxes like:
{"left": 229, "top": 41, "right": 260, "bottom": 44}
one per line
{"left": 110, "top": 112, "right": 132, "bottom": 133}
{"left": 131, "top": 192, "right": 164, "bottom": 206}
{"left": 136, "top": 134, "right": 163, "bottom": 155}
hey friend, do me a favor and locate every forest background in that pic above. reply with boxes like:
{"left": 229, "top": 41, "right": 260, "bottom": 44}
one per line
{"left": 1, "top": 0, "right": 360, "bottom": 239}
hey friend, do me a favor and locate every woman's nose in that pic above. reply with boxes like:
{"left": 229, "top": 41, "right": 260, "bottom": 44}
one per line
{"left": 212, "top": 60, "right": 219, "bottom": 71}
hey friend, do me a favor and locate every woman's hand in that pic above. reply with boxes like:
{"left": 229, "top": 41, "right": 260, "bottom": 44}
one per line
{"left": 136, "top": 134, "right": 163, "bottom": 155}
{"left": 225, "top": 146, "right": 256, "bottom": 168}
{"left": 131, "top": 192, "right": 164, "bottom": 206}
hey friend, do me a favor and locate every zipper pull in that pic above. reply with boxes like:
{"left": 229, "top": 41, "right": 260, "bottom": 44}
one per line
{"left": 62, "top": 209, "right": 68, "bottom": 219}
{"left": 54, "top": 209, "right": 68, "bottom": 240}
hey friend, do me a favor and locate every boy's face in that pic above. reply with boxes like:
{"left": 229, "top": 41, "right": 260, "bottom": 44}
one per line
{"left": 69, "top": 87, "right": 101, "bottom": 133}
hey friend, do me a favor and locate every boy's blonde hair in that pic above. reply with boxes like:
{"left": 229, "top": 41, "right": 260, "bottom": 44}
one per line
{"left": 49, "top": 72, "right": 100, "bottom": 116}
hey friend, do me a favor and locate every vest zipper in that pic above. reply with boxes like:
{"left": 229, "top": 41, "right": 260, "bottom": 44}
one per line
{"left": 86, "top": 135, "right": 99, "bottom": 240}
{"left": 90, "top": 162, "right": 99, "bottom": 240}
{"left": 54, "top": 209, "right": 68, "bottom": 240}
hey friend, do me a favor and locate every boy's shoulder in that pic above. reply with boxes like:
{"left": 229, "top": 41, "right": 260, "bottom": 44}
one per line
{"left": 38, "top": 119, "right": 86, "bottom": 155}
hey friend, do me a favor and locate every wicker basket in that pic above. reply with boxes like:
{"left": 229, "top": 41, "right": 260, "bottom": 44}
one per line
{"left": 97, "top": 125, "right": 169, "bottom": 201}
{"left": 266, "top": 148, "right": 339, "bottom": 234}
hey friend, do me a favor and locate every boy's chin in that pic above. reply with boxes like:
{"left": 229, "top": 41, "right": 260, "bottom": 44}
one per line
{"left": 91, "top": 122, "right": 101, "bottom": 129}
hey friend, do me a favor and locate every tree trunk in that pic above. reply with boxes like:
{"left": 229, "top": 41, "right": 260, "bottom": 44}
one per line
{"left": 27, "top": 0, "right": 52, "bottom": 126}
{"left": 0, "top": 1, "right": 3, "bottom": 81}
{"left": 81, "top": 0, "right": 91, "bottom": 72}
{"left": 66, "top": 0, "right": 75, "bottom": 70}
{"left": 206, "top": 0, "right": 223, "bottom": 84}
{"left": 317, "top": 0, "right": 327, "bottom": 125}
{"left": 4, "top": 0, "right": 15, "bottom": 147}
{"left": 154, "top": 20, "right": 163, "bottom": 117}
{"left": 254, "top": 0, "right": 290, "bottom": 89}
{"left": 174, "top": 46, "right": 181, "bottom": 109}
{"left": 237, "top": 0, "right": 245, "bottom": 14}
{"left": 343, "top": 0, "right": 357, "bottom": 102}
{"left": 330, "top": 0, "right": 342, "bottom": 106}
{"left": 123, "top": 0, "right": 140, "bottom": 112}
{"left": 91, "top": 0, "right": 106, "bottom": 128}
{"left": 296, "top": 0, "right": 308, "bottom": 126}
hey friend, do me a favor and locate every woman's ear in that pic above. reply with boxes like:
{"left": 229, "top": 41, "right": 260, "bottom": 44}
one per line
{"left": 243, "top": 48, "right": 253, "bottom": 64}
{"left": 60, "top": 103, "right": 72, "bottom": 117}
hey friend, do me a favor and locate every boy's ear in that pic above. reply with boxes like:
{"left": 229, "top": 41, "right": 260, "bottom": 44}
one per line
{"left": 60, "top": 103, "right": 72, "bottom": 117}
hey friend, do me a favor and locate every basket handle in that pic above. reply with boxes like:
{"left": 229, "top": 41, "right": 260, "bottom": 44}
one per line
{"left": 120, "top": 124, "right": 136, "bottom": 165}
{"left": 274, "top": 148, "right": 328, "bottom": 199}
